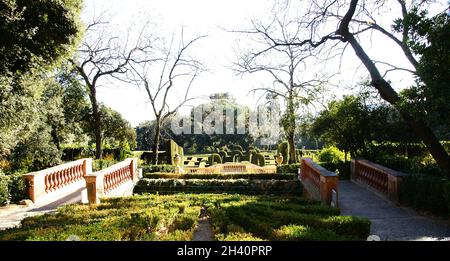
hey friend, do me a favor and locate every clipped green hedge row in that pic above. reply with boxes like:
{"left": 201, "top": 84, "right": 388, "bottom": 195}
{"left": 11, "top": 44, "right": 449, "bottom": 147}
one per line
{"left": 141, "top": 165, "right": 176, "bottom": 173}
{"left": 319, "top": 161, "right": 351, "bottom": 180}
{"left": 400, "top": 174, "right": 450, "bottom": 217}
{"left": 210, "top": 199, "right": 370, "bottom": 241}
{"left": 143, "top": 173, "right": 297, "bottom": 180}
{"left": 134, "top": 178, "right": 302, "bottom": 195}
{"left": 277, "top": 164, "right": 301, "bottom": 174}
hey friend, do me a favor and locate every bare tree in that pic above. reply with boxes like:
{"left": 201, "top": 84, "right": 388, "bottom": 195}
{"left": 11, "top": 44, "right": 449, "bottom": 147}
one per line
{"left": 243, "top": 0, "right": 449, "bottom": 176}
{"left": 70, "top": 17, "right": 149, "bottom": 159}
{"left": 126, "top": 31, "right": 206, "bottom": 164}
{"left": 233, "top": 12, "right": 332, "bottom": 163}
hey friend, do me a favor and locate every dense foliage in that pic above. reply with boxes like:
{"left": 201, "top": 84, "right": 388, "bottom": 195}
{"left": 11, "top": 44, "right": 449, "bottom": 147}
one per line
{"left": 400, "top": 174, "right": 450, "bottom": 218}
{"left": 396, "top": 9, "right": 450, "bottom": 135}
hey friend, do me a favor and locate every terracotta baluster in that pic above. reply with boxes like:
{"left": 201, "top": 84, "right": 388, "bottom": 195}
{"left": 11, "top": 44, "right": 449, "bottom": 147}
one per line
{"left": 44, "top": 175, "right": 50, "bottom": 193}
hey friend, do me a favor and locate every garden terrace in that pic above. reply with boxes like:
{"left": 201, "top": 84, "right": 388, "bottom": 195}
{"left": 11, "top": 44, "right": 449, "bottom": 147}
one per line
{"left": 0, "top": 194, "right": 370, "bottom": 241}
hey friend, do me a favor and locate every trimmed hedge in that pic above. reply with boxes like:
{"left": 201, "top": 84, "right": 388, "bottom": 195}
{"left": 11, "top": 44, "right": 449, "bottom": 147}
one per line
{"left": 142, "top": 165, "right": 176, "bottom": 173}
{"left": 252, "top": 153, "right": 265, "bottom": 166}
{"left": 210, "top": 199, "right": 370, "bottom": 241}
{"left": 134, "top": 178, "right": 302, "bottom": 195}
{"left": 277, "top": 141, "right": 289, "bottom": 164}
{"left": 319, "top": 161, "right": 351, "bottom": 180}
{"left": 209, "top": 154, "right": 222, "bottom": 165}
{"left": 277, "top": 164, "right": 301, "bottom": 174}
{"left": 400, "top": 174, "right": 450, "bottom": 217}
{"left": 143, "top": 173, "right": 297, "bottom": 180}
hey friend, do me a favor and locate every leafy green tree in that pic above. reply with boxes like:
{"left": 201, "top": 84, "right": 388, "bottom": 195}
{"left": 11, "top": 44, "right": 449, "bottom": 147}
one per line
{"left": 397, "top": 10, "right": 450, "bottom": 138}
{"left": 311, "top": 95, "right": 369, "bottom": 158}
{"left": 311, "top": 93, "right": 414, "bottom": 158}
{"left": 0, "top": 0, "right": 82, "bottom": 170}
{"left": 99, "top": 105, "right": 136, "bottom": 150}
{"left": 0, "top": 0, "right": 82, "bottom": 75}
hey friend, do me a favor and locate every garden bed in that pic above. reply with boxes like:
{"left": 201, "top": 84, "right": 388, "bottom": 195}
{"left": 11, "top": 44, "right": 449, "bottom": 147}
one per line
{"left": 0, "top": 194, "right": 370, "bottom": 241}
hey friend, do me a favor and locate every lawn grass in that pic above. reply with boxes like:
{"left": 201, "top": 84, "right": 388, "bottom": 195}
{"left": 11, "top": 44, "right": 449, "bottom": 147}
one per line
{"left": 0, "top": 194, "right": 370, "bottom": 241}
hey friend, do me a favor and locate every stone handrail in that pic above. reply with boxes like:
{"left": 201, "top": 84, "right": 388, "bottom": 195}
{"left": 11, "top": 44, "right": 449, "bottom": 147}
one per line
{"left": 351, "top": 158, "right": 407, "bottom": 202}
{"left": 184, "top": 163, "right": 276, "bottom": 174}
{"left": 85, "top": 158, "right": 139, "bottom": 204}
{"left": 222, "top": 164, "right": 247, "bottom": 173}
{"left": 246, "top": 165, "right": 276, "bottom": 174}
{"left": 23, "top": 158, "right": 92, "bottom": 205}
{"left": 300, "top": 158, "right": 339, "bottom": 207}
{"left": 186, "top": 166, "right": 221, "bottom": 174}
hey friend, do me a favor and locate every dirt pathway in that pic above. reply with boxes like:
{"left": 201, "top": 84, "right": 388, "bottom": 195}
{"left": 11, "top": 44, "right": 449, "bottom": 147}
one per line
{"left": 192, "top": 206, "right": 214, "bottom": 241}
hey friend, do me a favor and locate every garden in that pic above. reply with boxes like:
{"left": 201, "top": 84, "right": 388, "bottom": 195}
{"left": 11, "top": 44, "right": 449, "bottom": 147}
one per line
{"left": 0, "top": 194, "right": 370, "bottom": 241}
{"left": 0, "top": 0, "right": 449, "bottom": 244}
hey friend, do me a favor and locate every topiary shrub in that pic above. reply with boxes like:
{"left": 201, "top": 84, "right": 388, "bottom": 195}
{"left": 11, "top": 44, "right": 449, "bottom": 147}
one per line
{"left": 218, "top": 151, "right": 228, "bottom": 161}
{"left": 231, "top": 144, "right": 243, "bottom": 152}
{"left": 252, "top": 153, "right": 265, "bottom": 166}
{"left": 231, "top": 150, "right": 244, "bottom": 162}
{"left": 210, "top": 153, "right": 222, "bottom": 165}
{"left": 317, "top": 147, "right": 345, "bottom": 164}
{"left": 277, "top": 141, "right": 290, "bottom": 164}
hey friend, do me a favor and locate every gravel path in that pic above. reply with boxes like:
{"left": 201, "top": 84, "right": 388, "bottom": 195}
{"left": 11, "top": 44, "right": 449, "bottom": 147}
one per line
{"left": 192, "top": 206, "right": 214, "bottom": 241}
{"left": 339, "top": 180, "right": 450, "bottom": 241}
{"left": 0, "top": 188, "right": 84, "bottom": 231}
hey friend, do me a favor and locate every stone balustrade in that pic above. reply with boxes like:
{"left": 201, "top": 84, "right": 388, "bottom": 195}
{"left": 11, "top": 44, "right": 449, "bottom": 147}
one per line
{"left": 222, "top": 164, "right": 247, "bottom": 173}
{"left": 184, "top": 163, "right": 276, "bottom": 174}
{"left": 85, "top": 158, "right": 139, "bottom": 204}
{"left": 300, "top": 158, "right": 339, "bottom": 207}
{"left": 23, "top": 158, "right": 92, "bottom": 205}
{"left": 351, "top": 158, "right": 407, "bottom": 203}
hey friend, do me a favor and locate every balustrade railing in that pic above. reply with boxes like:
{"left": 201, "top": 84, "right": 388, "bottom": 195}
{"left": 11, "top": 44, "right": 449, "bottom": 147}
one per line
{"left": 23, "top": 158, "right": 92, "bottom": 205}
{"left": 184, "top": 163, "right": 276, "bottom": 174}
{"left": 351, "top": 158, "right": 406, "bottom": 202}
{"left": 300, "top": 158, "right": 339, "bottom": 207}
{"left": 85, "top": 158, "right": 139, "bottom": 204}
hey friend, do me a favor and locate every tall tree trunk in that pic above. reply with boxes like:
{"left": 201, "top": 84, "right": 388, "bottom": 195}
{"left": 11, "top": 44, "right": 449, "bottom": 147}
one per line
{"left": 152, "top": 119, "right": 161, "bottom": 164}
{"left": 287, "top": 130, "right": 297, "bottom": 164}
{"left": 337, "top": 0, "right": 450, "bottom": 176}
{"left": 50, "top": 125, "right": 61, "bottom": 150}
{"left": 89, "top": 86, "right": 102, "bottom": 159}
{"left": 286, "top": 95, "right": 297, "bottom": 164}
{"left": 75, "top": 65, "right": 103, "bottom": 160}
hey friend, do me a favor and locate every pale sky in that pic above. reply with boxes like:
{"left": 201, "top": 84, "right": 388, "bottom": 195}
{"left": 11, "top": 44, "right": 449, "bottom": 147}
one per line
{"left": 80, "top": 0, "right": 447, "bottom": 127}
